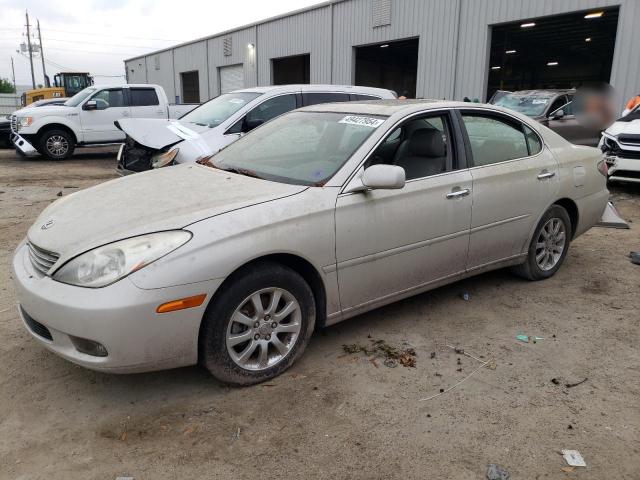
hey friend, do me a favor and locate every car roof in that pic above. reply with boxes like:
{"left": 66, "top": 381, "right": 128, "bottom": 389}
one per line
{"left": 233, "top": 84, "right": 395, "bottom": 96}
{"left": 505, "top": 89, "right": 575, "bottom": 96}
{"left": 298, "top": 99, "right": 499, "bottom": 116}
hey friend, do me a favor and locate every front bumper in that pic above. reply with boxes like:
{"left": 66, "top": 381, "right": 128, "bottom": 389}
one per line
{"left": 11, "top": 132, "right": 38, "bottom": 156}
{"left": 12, "top": 242, "right": 223, "bottom": 373}
{"left": 605, "top": 155, "right": 640, "bottom": 183}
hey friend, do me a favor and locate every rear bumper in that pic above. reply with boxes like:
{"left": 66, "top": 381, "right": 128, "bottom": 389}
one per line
{"left": 11, "top": 133, "right": 38, "bottom": 156}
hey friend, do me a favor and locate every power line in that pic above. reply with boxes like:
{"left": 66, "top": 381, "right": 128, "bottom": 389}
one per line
{"left": 0, "top": 26, "right": 182, "bottom": 42}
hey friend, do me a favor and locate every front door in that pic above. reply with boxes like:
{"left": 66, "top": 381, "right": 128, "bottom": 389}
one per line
{"left": 79, "top": 88, "right": 130, "bottom": 143}
{"left": 459, "top": 111, "right": 559, "bottom": 270}
{"left": 335, "top": 112, "right": 473, "bottom": 315}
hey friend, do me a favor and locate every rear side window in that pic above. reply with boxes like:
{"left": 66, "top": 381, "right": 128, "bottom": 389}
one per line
{"left": 461, "top": 114, "right": 529, "bottom": 166}
{"left": 302, "top": 92, "right": 351, "bottom": 106}
{"left": 524, "top": 125, "right": 543, "bottom": 155}
{"left": 130, "top": 88, "right": 159, "bottom": 106}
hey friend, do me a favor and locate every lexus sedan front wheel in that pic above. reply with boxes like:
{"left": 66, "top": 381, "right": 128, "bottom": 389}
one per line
{"left": 199, "top": 261, "right": 315, "bottom": 385}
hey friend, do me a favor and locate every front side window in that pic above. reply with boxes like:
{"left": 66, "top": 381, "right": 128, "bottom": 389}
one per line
{"left": 366, "top": 114, "right": 453, "bottom": 180}
{"left": 246, "top": 94, "right": 297, "bottom": 124}
{"left": 181, "top": 92, "right": 262, "bottom": 128}
{"left": 65, "top": 87, "right": 96, "bottom": 107}
{"left": 210, "top": 111, "right": 387, "bottom": 185}
{"left": 91, "top": 89, "right": 125, "bottom": 109}
{"left": 461, "top": 114, "right": 529, "bottom": 166}
{"left": 130, "top": 88, "right": 159, "bottom": 106}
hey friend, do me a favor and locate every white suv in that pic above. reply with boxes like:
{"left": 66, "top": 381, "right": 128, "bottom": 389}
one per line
{"left": 115, "top": 84, "right": 396, "bottom": 173}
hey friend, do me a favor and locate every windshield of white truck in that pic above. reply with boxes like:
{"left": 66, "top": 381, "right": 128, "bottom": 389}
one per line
{"left": 181, "top": 92, "right": 262, "bottom": 128}
{"left": 64, "top": 87, "right": 97, "bottom": 107}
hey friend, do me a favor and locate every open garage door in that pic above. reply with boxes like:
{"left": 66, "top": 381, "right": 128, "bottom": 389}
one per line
{"left": 355, "top": 38, "right": 418, "bottom": 98}
{"left": 219, "top": 64, "right": 244, "bottom": 94}
{"left": 180, "top": 71, "right": 200, "bottom": 103}
{"left": 487, "top": 7, "right": 619, "bottom": 100}
{"left": 272, "top": 54, "right": 310, "bottom": 85}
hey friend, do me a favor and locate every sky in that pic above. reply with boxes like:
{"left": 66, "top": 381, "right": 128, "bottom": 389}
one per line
{"left": 0, "top": 0, "right": 323, "bottom": 87}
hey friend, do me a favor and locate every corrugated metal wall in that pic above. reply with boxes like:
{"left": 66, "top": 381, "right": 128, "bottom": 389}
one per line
{"left": 125, "top": 0, "right": 640, "bottom": 107}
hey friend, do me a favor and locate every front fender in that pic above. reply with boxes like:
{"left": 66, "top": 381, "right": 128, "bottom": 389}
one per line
{"left": 26, "top": 116, "right": 81, "bottom": 142}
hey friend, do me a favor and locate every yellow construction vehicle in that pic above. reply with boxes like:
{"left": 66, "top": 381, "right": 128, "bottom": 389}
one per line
{"left": 21, "top": 72, "right": 93, "bottom": 106}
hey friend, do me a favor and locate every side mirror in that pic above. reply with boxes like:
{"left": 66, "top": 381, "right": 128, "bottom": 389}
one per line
{"left": 550, "top": 109, "right": 564, "bottom": 120}
{"left": 244, "top": 117, "right": 264, "bottom": 132}
{"left": 348, "top": 164, "right": 405, "bottom": 192}
{"left": 83, "top": 100, "right": 97, "bottom": 111}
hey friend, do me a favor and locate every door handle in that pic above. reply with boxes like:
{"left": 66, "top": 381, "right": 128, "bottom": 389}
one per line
{"left": 446, "top": 188, "right": 470, "bottom": 199}
{"left": 537, "top": 171, "right": 555, "bottom": 180}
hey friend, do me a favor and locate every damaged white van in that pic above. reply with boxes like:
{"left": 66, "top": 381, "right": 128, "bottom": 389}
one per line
{"left": 599, "top": 105, "right": 640, "bottom": 183}
{"left": 115, "top": 84, "right": 396, "bottom": 174}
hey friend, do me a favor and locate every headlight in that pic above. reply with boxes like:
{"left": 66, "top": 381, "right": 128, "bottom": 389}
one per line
{"left": 53, "top": 231, "right": 192, "bottom": 288}
{"left": 151, "top": 148, "right": 179, "bottom": 169}
{"left": 17, "top": 116, "right": 33, "bottom": 129}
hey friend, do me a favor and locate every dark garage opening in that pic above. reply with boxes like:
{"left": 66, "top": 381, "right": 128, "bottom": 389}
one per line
{"left": 355, "top": 38, "right": 418, "bottom": 98}
{"left": 272, "top": 54, "right": 310, "bottom": 85}
{"left": 487, "top": 7, "right": 619, "bottom": 100}
{"left": 180, "top": 71, "right": 200, "bottom": 103}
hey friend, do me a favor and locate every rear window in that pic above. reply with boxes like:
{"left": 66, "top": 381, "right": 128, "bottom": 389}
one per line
{"left": 130, "top": 88, "right": 159, "bottom": 106}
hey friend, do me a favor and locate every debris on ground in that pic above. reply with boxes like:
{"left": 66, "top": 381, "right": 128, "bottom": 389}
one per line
{"left": 342, "top": 339, "right": 417, "bottom": 368}
{"left": 561, "top": 466, "right": 574, "bottom": 473}
{"left": 231, "top": 427, "right": 241, "bottom": 442}
{"left": 461, "top": 291, "right": 470, "bottom": 301}
{"left": 565, "top": 378, "right": 588, "bottom": 388}
{"left": 596, "top": 201, "right": 629, "bottom": 229}
{"left": 430, "top": 351, "right": 436, "bottom": 359}
{"left": 56, "top": 191, "right": 63, "bottom": 196}
{"left": 562, "top": 449, "right": 587, "bottom": 467}
{"left": 384, "top": 358, "right": 397, "bottom": 368}
{"left": 551, "top": 377, "right": 561, "bottom": 385}
{"left": 486, "top": 463, "right": 510, "bottom": 479}
{"left": 629, "top": 251, "right": 640, "bottom": 265}
{"left": 516, "top": 334, "right": 543, "bottom": 343}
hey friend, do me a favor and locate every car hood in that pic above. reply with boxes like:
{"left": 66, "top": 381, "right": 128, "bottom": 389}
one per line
{"left": 115, "top": 118, "right": 212, "bottom": 150}
{"left": 605, "top": 118, "right": 640, "bottom": 137}
{"left": 14, "top": 105, "right": 68, "bottom": 117}
{"left": 28, "top": 164, "right": 307, "bottom": 263}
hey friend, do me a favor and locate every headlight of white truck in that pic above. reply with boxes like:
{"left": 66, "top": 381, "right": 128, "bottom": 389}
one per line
{"left": 17, "top": 116, "right": 33, "bottom": 130}
{"left": 53, "top": 231, "right": 192, "bottom": 288}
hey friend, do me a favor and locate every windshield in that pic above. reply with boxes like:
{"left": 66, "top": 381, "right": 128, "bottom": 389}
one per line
{"left": 494, "top": 92, "right": 556, "bottom": 117}
{"left": 208, "top": 111, "right": 387, "bottom": 186}
{"left": 64, "top": 87, "right": 97, "bottom": 107}
{"left": 181, "top": 92, "right": 262, "bottom": 127}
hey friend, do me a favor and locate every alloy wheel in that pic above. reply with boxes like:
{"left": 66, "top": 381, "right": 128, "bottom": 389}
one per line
{"left": 535, "top": 218, "right": 566, "bottom": 271}
{"left": 226, "top": 287, "right": 302, "bottom": 371}
{"left": 46, "top": 135, "right": 69, "bottom": 157}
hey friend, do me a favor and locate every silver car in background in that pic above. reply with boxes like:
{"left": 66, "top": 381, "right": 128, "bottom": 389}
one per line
{"left": 13, "top": 100, "right": 609, "bottom": 385}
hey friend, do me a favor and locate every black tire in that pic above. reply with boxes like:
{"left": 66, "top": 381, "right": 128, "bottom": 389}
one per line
{"left": 199, "top": 261, "right": 316, "bottom": 385}
{"left": 512, "top": 205, "right": 572, "bottom": 281}
{"left": 38, "top": 129, "right": 75, "bottom": 160}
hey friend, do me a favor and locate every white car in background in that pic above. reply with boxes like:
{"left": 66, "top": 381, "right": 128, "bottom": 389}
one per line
{"left": 599, "top": 105, "right": 640, "bottom": 183}
{"left": 115, "top": 84, "right": 396, "bottom": 173}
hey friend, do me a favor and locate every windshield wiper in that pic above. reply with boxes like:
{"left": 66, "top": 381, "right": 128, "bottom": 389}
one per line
{"left": 195, "top": 158, "right": 263, "bottom": 179}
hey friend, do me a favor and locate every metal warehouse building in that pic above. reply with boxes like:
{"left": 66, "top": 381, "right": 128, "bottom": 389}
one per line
{"left": 125, "top": 0, "right": 640, "bottom": 107}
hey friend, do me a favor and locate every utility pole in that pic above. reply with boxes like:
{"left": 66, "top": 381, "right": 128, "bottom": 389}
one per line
{"left": 37, "top": 19, "right": 49, "bottom": 87}
{"left": 25, "top": 11, "right": 36, "bottom": 88}
{"left": 11, "top": 57, "right": 17, "bottom": 92}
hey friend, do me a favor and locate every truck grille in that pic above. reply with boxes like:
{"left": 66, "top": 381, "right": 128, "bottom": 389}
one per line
{"left": 10, "top": 114, "right": 17, "bottom": 133}
{"left": 27, "top": 242, "right": 60, "bottom": 275}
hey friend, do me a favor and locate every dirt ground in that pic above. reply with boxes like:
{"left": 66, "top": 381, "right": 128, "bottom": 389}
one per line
{"left": 0, "top": 147, "right": 639, "bottom": 480}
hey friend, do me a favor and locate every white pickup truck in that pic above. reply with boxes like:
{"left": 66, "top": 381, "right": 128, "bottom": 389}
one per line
{"left": 10, "top": 84, "right": 196, "bottom": 160}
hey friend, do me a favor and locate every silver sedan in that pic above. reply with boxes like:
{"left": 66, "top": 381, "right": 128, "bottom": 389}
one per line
{"left": 12, "top": 100, "right": 609, "bottom": 384}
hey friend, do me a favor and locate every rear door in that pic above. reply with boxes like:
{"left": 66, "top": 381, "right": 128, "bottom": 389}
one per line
{"left": 79, "top": 88, "right": 130, "bottom": 143}
{"left": 128, "top": 87, "right": 166, "bottom": 119}
{"left": 459, "top": 110, "right": 559, "bottom": 270}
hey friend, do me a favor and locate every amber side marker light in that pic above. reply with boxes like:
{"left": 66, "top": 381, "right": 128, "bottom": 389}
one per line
{"left": 157, "top": 294, "right": 207, "bottom": 313}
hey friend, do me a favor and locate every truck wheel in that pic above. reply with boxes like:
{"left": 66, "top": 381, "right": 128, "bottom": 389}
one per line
{"left": 39, "top": 129, "right": 75, "bottom": 160}
{"left": 199, "top": 261, "right": 316, "bottom": 385}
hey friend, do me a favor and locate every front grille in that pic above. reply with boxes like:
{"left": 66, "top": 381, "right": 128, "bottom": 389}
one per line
{"left": 10, "top": 114, "right": 17, "bottom": 133}
{"left": 611, "top": 170, "right": 640, "bottom": 180}
{"left": 618, "top": 134, "right": 640, "bottom": 147}
{"left": 613, "top": 148, "right": 640, "bottom": 160}
{"left": 21, "top": 307, "right": 53, "bottom": 341}
{"left": 27, "top": 242, "right": 60, "bottom": 275}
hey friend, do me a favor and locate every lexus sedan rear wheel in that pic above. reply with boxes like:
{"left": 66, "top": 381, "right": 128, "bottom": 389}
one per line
{"left": 199, "top": 262, "right": 315, "bottom": 385}
{"left": 513, "top": 205, "right": 572, "bottom": 281}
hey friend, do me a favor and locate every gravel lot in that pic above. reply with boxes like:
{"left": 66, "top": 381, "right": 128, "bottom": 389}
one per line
{"left": 1, "top": 148, "right": 639, "bottom": 479}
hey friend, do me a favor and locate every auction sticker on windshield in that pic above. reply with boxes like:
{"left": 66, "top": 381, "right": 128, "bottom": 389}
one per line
{"left": 339, "top": 115, "right": 385, "bottom": 128}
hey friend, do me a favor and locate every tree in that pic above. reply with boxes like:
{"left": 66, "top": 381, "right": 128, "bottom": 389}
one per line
{"left": 0, "top": 78, "right": 15, "bottom": 93}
